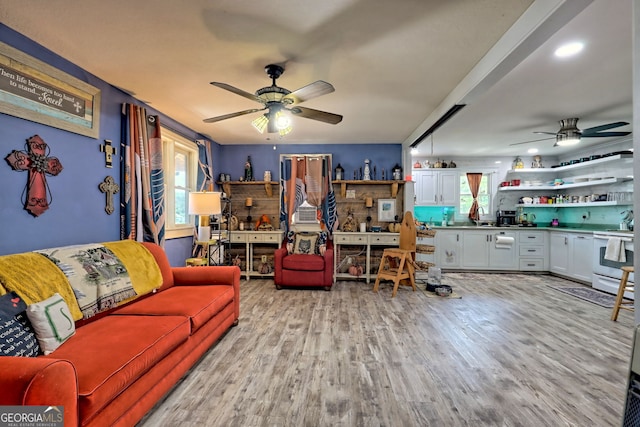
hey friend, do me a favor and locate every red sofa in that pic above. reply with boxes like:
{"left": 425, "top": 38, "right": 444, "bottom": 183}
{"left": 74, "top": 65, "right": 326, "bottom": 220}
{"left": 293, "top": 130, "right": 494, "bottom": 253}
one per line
{"left": 0, "top": 241, "right": 240, "bottom": 427}
{"left": 274, "top": 239, "right": 333, "bottom": 290}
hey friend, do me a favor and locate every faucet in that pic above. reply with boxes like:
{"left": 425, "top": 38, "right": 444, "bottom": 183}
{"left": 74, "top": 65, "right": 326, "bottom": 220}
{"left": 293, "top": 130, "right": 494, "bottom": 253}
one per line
{"left": 473, "top": 207, "right": 485, "bottom": 226}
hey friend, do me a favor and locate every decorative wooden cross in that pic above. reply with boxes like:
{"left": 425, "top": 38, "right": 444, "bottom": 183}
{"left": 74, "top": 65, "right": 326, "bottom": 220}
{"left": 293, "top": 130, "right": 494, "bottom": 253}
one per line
{"left": 99, "top": 176, "right": 120, "bottom": 215}
{"left": 5, "top": 135, "right": 63, "bottom": 217}
{"left": 100, "top": 140, "right": 116, "bottom": 168}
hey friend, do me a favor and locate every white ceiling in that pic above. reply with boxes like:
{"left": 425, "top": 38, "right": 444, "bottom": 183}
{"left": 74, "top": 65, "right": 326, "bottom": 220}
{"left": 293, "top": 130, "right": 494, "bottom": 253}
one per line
{"left": 0, "top": 0, "right": 631, "bottom": 157}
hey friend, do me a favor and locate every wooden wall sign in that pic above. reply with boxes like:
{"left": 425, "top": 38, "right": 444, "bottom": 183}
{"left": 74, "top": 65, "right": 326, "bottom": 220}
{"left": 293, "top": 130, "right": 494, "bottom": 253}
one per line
{"left": 0, "top": 41, "right": 101, "bottom": 138}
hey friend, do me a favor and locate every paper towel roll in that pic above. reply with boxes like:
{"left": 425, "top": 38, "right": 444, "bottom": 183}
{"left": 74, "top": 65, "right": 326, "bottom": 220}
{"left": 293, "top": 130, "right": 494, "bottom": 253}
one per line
{"left": 495, "top": 235, "right": 515, "bottom": 245}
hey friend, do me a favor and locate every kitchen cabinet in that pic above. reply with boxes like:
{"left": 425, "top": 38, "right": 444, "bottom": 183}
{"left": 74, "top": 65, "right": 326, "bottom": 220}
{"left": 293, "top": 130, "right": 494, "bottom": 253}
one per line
{"left": 413, "top": 170, "right": 458, "bottom": 206}
{"left": 435, "top": 230, "right": 463, "bottom": 268}
{"left": 462, "top": 230, "right": 517, "bottom": 270}
{"left": 518, "top": 230, "right": 547, "bottom": 271}
{"left": 333, "top": 232, "right": 399, "bottom": 284}
{"left": 549, "top": 231, "right": 593, "bottom": 282}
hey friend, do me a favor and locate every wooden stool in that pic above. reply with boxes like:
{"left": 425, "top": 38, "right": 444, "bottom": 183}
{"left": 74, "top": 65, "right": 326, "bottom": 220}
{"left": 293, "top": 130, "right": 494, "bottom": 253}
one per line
{"left": 373, "top": 248, "right": 416, "bottom": 297}
{"left": 186, "top": 257, "right": 208, "bottom": 267}
{"left": 611, "top": 266, "right": 634, "bottom": 321}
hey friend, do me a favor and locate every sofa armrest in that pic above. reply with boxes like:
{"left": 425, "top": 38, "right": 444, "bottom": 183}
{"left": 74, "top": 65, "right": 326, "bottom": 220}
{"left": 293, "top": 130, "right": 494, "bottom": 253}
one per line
{"left": 172, "top": 265, "right": 241, "bottom": 321}
{"left": 0, "top": 358, "right": 78, "bottom": 425}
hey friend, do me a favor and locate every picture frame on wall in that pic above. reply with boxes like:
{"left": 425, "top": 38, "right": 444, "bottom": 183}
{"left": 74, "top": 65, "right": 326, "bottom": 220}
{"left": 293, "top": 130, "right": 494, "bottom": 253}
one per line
{"left": 378, "top": 199, "right": 396, "bottom": 222}
{"left": 0, "top": 41, "right": 101, "bottom": 139}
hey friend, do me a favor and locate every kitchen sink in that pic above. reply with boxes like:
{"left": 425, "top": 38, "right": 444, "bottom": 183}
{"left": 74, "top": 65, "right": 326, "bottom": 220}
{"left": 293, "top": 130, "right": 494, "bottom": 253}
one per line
{"left": 605, "top": 229, "right": 634, "bottom": 233}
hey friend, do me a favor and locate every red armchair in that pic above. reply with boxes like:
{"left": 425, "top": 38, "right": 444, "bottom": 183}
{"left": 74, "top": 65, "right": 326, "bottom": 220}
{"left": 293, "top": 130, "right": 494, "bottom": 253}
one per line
{"left": 274, "top": 238, "right": 334, "bottom": 291}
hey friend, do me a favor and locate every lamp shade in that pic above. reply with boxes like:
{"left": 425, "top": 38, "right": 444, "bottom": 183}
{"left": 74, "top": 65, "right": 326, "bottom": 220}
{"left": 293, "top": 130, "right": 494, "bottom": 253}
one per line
{"left": 188, "top": 192, "right": 222, "bottom": 216}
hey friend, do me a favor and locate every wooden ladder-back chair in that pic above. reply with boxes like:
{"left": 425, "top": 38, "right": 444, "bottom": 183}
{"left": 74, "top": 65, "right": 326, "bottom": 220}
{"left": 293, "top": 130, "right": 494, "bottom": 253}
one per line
{"left": 373, "top": 211, "right": 417, "bottom": 297}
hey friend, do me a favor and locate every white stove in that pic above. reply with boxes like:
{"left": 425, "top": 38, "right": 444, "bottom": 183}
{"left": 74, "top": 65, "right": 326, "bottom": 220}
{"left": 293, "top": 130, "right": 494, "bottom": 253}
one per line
{"left": 592, "top": 231, "right": 634, "bottom": 298}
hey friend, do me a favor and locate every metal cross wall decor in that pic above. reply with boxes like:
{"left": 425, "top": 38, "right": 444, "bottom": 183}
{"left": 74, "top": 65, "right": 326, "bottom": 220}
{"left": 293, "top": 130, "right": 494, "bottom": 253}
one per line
{"left": 99, "top": 176, "right": 120, "bottom": 215}
{"left": 5, "top": 135, "right": 63, "bottom": 217}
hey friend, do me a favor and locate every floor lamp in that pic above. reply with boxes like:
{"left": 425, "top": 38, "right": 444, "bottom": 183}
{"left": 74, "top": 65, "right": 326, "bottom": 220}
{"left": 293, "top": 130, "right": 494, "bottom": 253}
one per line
{"left": 189, "top": 191, "right": 222, "bottom": 242}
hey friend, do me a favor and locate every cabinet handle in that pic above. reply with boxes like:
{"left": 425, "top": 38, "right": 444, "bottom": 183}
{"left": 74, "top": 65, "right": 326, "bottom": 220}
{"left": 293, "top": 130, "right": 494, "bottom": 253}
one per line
{"left": 456, "top": 234, "right": 459, "bottom": 242}
{"left": 528, "top": 249, "right": 536, "bottom": 252}
{"left": 528, "top": 236, "right": 536, "bottom": 239}
{"left": 527, "top": 263, "right": 536, "bottom": 267}
{"left": 577, "top": 236, "right": 585, "bottom": 239}
{"left": 564, "top": 237, "right": 568, "bottom": 245}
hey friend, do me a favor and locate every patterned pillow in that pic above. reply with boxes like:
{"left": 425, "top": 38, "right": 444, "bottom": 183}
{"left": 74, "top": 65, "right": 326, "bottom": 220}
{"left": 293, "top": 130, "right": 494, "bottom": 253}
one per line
{"left": 26, "top": 293, "right": 76, "bottom": 355}
{"left": 0, "top": 292, "right": 40, "bottom": 357}
{"left": 293, "top": 233, "right": 319, "bottom": 255}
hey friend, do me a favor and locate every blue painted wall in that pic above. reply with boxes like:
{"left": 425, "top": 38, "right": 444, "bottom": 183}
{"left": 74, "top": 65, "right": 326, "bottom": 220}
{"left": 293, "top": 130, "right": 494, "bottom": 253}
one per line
{"left": 0, "top": 25, "right": 212, "bottom": 264}
{"left": 217, "top": 144, "right": 401, "bottom": 184}
{"left": 0, "top": 25, "right": 402, "bottom": 264}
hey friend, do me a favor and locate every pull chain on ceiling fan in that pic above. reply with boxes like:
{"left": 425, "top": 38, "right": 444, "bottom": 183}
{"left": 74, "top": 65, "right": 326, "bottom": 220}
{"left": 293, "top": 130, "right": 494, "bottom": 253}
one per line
{"left": 203, "top": 64, "right": 343, "bottom": 136}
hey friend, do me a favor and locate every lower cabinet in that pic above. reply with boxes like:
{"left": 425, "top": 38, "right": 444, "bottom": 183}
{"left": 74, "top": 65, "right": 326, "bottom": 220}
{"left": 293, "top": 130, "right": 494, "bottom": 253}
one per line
{"left": 549, "top": 232, "right": 593, "bottom": 282}
{"left": 462, "top": 230, "right": 517, "bottom": 270}
{"left": 435, "top": 230, "right": 463, "bottom": 268}
{"left": 518, "top": 231, "right": 547, "bottom": 271}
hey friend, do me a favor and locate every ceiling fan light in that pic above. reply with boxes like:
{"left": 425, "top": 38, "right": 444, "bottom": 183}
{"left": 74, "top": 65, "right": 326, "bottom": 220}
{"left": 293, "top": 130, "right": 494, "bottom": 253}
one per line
{"left": 274, "top": 111, "right": 291, "bottom": 130}
{"left": 252, "top": 114, "right": 269, "bottom": 133}
{"left": 555, "top": 134, "right": 581, "bottom": 146}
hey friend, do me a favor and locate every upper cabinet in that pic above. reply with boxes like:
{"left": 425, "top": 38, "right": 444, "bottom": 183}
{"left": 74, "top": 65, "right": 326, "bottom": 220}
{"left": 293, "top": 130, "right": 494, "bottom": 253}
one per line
{"left": 413, "top": 170, "right": 458, "bottom": 206}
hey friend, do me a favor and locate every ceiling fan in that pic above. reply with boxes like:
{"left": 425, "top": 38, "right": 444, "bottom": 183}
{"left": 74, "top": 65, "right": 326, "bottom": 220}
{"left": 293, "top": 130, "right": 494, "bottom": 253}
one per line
{"left": 203, "top": 64, "right": 342, "bottom": 135}
{"left": 510, "top": 118, "right": 631, "bottom": 147}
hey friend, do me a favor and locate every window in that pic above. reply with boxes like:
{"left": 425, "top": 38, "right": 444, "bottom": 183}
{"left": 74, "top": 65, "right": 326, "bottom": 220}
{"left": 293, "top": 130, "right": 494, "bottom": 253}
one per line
{"left": 459, "top": 172, "right": 492, "bottom": 218}
{"left": 162, "top": 128, "right": 199, "bottom": 238}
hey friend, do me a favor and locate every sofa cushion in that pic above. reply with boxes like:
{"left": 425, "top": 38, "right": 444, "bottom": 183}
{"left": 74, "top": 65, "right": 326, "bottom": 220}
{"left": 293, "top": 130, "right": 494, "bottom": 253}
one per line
{"left": 26, "top": 293, "right": 76, "bottom": 355}
{"left": 282, "top": 254, "right": 325, "bottom": 271}
{"left": 113, "top": 285, "right": 234, "bottom": 334}
{"left": 0, "top": 292, "right": 40, "bottom": 357}
{"left": 44, "top": 314, "right": 189, "bottom": 423}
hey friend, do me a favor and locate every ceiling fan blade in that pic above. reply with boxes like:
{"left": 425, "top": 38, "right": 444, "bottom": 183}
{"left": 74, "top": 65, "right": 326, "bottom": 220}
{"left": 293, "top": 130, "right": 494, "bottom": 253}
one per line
{"left": 203, "top": 108, "right": 264, "bottom": 123}
{"left": 582, "top": 121, "right": 629, "bottom": 135}
{"left": 284, "top": 81, "right": 335, "bottom": 105}
{"left": 533, "top": 131, "right": 558, "bottom": 135}
{"left": 581, "top": 131, "right": 631, "bottom": 138}
{"left": 509, "top": 136, "right": 555, "bottom": 146}
{"left": 210, "top": 82, "right": 262, "bottom": 103}
{"left": 290, "top": 106, "right": 343, "bottom": 124}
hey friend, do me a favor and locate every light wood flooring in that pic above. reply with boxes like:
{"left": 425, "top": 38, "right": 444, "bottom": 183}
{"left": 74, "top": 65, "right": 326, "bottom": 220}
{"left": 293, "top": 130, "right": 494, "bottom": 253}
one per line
{"left": 139, "top": 273, "right": 636, "bottom": 427}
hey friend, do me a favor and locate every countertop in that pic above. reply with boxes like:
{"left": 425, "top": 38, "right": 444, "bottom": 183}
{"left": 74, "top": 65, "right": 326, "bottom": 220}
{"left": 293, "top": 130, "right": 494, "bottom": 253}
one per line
{"left": 425, "top": 225, "right": 633, "bottom": 235}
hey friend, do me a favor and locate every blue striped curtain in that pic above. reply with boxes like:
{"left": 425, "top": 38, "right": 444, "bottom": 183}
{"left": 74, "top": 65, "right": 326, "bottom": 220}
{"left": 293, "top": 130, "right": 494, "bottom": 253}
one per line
{"left": 120, "top": 103, "right": 166, "bottom": 246}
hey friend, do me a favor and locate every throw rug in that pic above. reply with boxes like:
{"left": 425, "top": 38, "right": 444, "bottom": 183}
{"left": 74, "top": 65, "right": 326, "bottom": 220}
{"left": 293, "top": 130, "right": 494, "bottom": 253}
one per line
{"left": 549, "top": 286, "right": 618, "bottom": 308}
{"left": 36, "top": 244, "right": 137, "bottom": 319}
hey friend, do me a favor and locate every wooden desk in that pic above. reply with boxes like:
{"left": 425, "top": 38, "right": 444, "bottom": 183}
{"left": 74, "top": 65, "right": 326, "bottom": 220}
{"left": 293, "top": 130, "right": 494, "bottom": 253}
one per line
{"left": 229, "top": 230, "right": 284, "bottom": 280}
{"left": 333, "top": 231, "right": 399, "bottom": 283}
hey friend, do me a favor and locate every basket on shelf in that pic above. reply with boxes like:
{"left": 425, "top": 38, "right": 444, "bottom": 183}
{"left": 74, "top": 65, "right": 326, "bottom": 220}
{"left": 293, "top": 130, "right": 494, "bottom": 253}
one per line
{"left": 414, "top": 260, "right": 434, "bottom": 271}
{"left": 416, "top": 244, "right": 435, "bottom": 254}
{"left": 417, "top": 229, "right": 437, "bottom": 238}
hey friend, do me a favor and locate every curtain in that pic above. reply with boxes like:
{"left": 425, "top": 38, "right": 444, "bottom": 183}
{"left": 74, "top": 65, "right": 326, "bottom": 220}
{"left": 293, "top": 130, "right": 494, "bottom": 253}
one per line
{"left": 120, "top": 103, "right": 166, "bottom": 246}
{"left": 279, "top": 155, "right": 338, "bottom": 234}
{"left": 197, "top": 139, "right": 214, "bottom": 191}
{"left": 466, "top": 172, "right": 482, "bottom": 220}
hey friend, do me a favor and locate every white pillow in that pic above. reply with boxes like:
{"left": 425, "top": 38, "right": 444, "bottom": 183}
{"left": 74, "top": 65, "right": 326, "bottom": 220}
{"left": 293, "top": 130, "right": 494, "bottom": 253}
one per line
{"left": 26, "top": 293, "right": 76, "bottom": 355}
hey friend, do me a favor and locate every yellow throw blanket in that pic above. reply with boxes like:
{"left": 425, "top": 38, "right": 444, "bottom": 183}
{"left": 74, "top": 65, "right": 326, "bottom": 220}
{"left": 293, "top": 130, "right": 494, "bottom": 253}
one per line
{"left": 0, "top": 252, "right": 83, "bottom": 320}
{"left": 0, "top": 240, "right": 162, "bottom": 321}
{"left": 103, "top": 240, "right": 162, "bottom": 302}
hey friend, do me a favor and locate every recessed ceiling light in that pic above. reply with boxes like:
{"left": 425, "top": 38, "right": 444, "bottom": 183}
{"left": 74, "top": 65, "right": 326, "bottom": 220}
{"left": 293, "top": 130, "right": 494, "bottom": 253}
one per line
{"left": 411, "top": 148, "right": 419, "bottom": 155}
{"left": 495, "top": 161, "right": 501, "bottom": 164}
{"left": 527, "top": 148, "right": 538, "bottom": 154}
{"left": 555, "top": 42, "right": 584, "bottom": 58}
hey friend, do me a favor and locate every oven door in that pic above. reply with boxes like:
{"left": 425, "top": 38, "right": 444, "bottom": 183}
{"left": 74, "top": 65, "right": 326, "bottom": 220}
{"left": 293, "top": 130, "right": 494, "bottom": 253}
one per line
{"left": 592, "top": 233, "right": 634, "bottom": 296}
